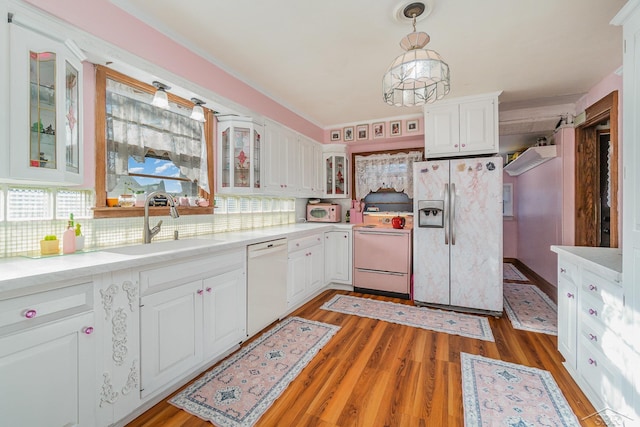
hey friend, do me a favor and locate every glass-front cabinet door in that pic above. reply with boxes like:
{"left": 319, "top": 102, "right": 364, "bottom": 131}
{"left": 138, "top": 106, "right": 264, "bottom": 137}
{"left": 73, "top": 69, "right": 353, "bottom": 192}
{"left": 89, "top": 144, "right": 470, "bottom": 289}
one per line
{"left": 323, "top": 147, "right": 349, "bottom": 198}
{"left": 7, "top": 24, "right": 83, "bottom": 184}
{"left": 217, "top": 116, "right": 263, "bottom": 193}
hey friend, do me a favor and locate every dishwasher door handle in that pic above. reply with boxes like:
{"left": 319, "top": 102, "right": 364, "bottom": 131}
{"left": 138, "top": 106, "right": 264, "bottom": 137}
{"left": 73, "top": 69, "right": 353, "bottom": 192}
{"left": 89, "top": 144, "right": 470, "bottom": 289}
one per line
{"left": 248, "top": 242, "right": 287, "bottom": 258}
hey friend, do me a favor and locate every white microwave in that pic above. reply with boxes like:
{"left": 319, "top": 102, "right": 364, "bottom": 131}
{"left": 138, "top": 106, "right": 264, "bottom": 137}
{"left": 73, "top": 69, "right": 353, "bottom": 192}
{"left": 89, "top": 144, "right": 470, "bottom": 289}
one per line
{"left": 306, "top": 204, "right": 341, "bottom": 222}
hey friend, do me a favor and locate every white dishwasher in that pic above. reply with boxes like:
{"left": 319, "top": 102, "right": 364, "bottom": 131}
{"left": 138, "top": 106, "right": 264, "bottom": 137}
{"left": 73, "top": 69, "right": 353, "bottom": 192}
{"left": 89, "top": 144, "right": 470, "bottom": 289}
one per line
{"left": 246, "top": 238, "right": 288, "bottom": 337}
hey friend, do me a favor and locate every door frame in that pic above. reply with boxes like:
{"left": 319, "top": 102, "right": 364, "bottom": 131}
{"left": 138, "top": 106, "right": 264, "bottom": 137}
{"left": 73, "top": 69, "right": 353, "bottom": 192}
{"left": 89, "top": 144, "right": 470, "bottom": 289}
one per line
{"left": 574, "top": 91, "right": 619, "bottom": 248}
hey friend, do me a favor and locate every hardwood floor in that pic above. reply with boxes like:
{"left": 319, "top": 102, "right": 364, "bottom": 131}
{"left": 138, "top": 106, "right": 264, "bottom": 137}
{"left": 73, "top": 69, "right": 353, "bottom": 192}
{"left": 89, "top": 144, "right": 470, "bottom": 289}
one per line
{"left": 128, "top": 283, "right": 602, "bottom": 426}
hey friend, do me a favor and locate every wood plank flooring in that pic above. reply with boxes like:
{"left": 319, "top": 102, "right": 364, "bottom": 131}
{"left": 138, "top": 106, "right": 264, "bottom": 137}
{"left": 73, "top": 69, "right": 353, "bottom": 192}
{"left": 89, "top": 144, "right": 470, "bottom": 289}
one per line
{"left": 128, "top": 282, "right": 602, "bottom": 426}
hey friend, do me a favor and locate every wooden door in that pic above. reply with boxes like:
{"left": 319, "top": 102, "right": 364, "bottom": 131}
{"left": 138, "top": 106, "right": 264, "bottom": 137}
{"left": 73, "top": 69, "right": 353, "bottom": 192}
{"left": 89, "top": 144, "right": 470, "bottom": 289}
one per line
{"left": 575, "top": 91, "right": 618, "bottom": 248}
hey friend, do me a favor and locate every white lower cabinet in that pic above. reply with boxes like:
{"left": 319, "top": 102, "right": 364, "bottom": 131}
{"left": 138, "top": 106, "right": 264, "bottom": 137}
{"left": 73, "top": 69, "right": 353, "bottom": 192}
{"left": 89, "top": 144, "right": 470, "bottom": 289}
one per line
{"left": 139, "top": 250, "right": 246, "bottom": 399}
{"left": 141, "top": 279, "right": 203, "bottom": 398}
{"left": 0, "top": 282, "right": 95, "bottom": 427}
{"left": 557, "top": 276, "right": 577, "bottom": 368}
{"left": 324, "top": 230, "right": 352, "bottom": 284}
{"left": 287, "top": 234, "right": 324, "bottom": 310}
{"left": 553, "top": 248, "right": 627, "bottom": 417}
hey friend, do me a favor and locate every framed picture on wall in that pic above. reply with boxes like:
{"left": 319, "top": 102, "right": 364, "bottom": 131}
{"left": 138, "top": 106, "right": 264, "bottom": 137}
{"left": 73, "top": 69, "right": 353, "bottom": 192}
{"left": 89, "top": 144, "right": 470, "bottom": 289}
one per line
{"left": 330, "top": 129, "right": 341, "bottom": 141}
{"left": 390, "top": 120, "right": 401, "bottom": 137}
{"left": 406, "top": 120, "right": 418, "bottom": 132}
{"left": 343, "top": 126, "right": 354, "bottom": 142}
{"left": 373, "top": 122, "right": 385, "bottom": 139}
{"left": 356, "top": 124, "right": 368, "bottom": 140}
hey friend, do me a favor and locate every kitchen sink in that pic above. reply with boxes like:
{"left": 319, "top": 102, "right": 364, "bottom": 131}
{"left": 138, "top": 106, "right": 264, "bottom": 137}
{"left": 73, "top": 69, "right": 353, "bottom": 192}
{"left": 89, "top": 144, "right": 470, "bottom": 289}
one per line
{"left": 102, "top": 238, "right": 221, "bottom": 256}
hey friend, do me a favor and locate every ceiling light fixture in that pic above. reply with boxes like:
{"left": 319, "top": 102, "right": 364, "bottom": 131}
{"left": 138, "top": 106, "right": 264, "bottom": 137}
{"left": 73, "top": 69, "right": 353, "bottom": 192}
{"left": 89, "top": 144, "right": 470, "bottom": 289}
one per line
{"left": 383, "top": 2, "right": 450, "bottom": 107}
{"left": 151, "top": 81, "right": 170, "bottom": 109}
{"left": 190, "top": 98, "right": 206, "bottom": 122}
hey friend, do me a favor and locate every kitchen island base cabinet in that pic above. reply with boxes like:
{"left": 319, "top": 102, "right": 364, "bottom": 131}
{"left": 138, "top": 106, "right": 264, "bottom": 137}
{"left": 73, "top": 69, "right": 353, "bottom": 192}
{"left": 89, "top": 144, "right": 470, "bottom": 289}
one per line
{"left": 0, "top": 311, "right": 95, "bottom": 427}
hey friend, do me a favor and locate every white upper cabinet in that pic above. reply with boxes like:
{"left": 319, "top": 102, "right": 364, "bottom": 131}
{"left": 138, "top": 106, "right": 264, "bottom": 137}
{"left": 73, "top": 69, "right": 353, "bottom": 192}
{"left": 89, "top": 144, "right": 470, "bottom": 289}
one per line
{"left": 263, "top": 119, "right": 322, "bottom": 197}
{"left": 323, "top": 144, "right": 349, "bottom": 198}
{"left": 217, "top": 116, "right": 263, "bottom": 194}
{"left": 5, "top": 23, "right": 83, "bottom": 185}
{"left": 424, "top": 92, "right": 500, "bottom": 158}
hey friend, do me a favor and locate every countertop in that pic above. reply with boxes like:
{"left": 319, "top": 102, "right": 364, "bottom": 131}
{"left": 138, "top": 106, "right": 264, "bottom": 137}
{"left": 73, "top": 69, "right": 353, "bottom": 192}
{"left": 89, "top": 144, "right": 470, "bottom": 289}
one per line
{"left": 0, "top": 223, "right": 353, "bottom": 300}
{"left": 550, "top": 245, "right": 622, "bottom": 279}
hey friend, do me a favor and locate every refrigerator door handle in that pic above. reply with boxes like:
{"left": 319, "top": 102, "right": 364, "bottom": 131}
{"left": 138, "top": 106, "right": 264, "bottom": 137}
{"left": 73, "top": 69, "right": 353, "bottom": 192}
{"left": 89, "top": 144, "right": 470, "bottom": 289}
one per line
{"left": 451, "top": 183, "right": 456, "bottom": 245}
{"left": 444, "top": 183, "right": 449, "bottom": 245}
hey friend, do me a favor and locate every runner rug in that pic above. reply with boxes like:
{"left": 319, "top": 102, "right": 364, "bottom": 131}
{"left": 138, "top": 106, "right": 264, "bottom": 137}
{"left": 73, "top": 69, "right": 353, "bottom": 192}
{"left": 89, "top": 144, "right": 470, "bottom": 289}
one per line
{"left": 321, "top": 294, "right": 494, "bottom": 342}
{"left": 461, "top": 352, "right": 580, "bottom": 426}
{"left": 503, "top": 263, "right": 529, "bottom": 282}
{"left": 503, "top": 283, "right": 558, "bottom": 335}
{"left": 170, "top": 317, "right": 339, "bottom": 427}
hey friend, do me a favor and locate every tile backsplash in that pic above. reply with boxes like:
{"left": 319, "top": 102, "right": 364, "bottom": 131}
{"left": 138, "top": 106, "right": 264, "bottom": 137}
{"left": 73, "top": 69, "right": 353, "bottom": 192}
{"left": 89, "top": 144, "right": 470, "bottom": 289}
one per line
{"left": 0, "top": 192, "right": 295, "bottom": 258}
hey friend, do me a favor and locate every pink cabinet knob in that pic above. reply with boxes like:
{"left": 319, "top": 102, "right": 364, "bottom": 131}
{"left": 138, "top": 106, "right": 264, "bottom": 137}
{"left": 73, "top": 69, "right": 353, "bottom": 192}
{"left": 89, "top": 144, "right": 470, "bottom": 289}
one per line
{"left": 344, "top": 235, "right": 347, "bottom": 238}
{"left": 83, "top": 326, "right": 94, "bottom": 335}
{"left": 462, "top": 144, "right": 466, "bottom": 147}
{"left": 197, "top": 289, "right": 204, "bottom": 295}
{"left": 589, "top": 284, "right": 597, "bottom": 291}
{"left": 560, "top": 268, "right": 566, "bottom": 273}
{"left": 588, "top": 358, "right": 597, "bottom": 366}
{"left": 566, "top": 293, "right": 574, "bottom": 298}
{"left": 206, "top": 287, "right": 212, "bottom": 293}
{"left": 589, "top": 333, "right": 597, "bottom": 341}
{"left": 454, "top": 144, "right": 459, "bottom": 148}
{"left": 24, "top": 309, "right": 37, "bottom": 319}
{"left": 588, "top": 308, "right": 598, "bottom": 316}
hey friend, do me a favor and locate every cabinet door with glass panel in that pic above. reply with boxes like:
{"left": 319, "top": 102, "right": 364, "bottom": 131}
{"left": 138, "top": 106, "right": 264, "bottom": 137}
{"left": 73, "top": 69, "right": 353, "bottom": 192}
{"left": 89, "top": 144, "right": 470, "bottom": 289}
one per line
{"left": 323, "top": 146, "right": 349, "bottom": 198}
{"left": 7, "top": 23, "right": 82, "bottom": 185}
{"left": 217, "top": 116, "right": 263, "bottom": 194}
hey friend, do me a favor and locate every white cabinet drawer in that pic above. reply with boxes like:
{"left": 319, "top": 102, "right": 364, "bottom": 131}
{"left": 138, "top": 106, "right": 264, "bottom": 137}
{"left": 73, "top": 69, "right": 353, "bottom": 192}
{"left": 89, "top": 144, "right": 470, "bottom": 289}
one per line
{"left": 578, "top": 341, "right": 624, "bottom": 411}
{"left": 581, "top": 269, "right": 623, "bottom": 308}
{"left": 580, "top": 292, "right": 624, "bottom": 332}
{"left": 0, "top": 282, "right": 93, "bottom": 332}
{"left": 558, "top": 257, "right": 578, "bottom": 285}
{"left": 288, "top": 234, "right": 323, "bottom": 252}
{"left": 579, "top": 316, "right": 606, "bottom": 353}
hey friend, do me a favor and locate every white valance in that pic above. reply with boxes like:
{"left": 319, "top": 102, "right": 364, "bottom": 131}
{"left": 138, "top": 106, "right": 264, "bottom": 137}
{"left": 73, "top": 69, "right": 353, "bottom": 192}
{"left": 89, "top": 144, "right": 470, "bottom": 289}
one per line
{"left": 354, "top": 151, "right": 423, "bottom": 200}
{"left": 105, "top": 79, "right": 209, "bottom": 193}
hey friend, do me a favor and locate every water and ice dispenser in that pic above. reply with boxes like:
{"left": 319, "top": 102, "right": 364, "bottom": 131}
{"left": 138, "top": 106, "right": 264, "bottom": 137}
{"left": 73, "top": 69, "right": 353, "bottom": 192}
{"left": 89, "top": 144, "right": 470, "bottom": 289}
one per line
{"left": 418, "top": 200, "right": 444, "bottom": 228}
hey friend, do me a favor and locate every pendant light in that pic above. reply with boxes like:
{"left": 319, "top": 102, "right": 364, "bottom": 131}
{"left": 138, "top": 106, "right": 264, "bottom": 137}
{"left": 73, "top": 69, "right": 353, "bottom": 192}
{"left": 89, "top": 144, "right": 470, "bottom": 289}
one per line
{"left": 382, "top": 2, "right": 450, "bottom": 107}
{"left": 151, "top": 81, "right": 170, "bottom": 109}
{"left": 190, "top": 98, "right": 206, "bottom": 122}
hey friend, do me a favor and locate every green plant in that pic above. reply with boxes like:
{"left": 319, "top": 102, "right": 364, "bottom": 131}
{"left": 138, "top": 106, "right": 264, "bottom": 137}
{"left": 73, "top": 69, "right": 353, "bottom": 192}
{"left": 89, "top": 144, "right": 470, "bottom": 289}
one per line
{"left": 75, "top": 223, "right": 82, "bottom": 237}
{"left": 44, "top": 235, "right": 57, "bottom": 241}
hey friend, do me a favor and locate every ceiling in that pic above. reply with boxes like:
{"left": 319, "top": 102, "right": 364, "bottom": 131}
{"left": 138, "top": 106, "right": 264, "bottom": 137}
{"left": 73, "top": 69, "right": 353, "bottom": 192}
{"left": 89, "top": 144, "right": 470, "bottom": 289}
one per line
{"left": 113, "top": 0, "right": 624, "bottom": 149}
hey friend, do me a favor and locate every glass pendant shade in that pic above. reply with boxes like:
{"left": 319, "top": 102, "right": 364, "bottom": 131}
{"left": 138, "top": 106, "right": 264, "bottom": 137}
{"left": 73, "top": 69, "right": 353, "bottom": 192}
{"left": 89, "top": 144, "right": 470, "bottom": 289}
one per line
{"left": 190, "top": 104, "right": 206, "bottom": 122}
{"left": 383, "top": 30, "right": 450, "bottom": 107}
{"left": 152, "top": 88, "right": 169, "bottom": 109}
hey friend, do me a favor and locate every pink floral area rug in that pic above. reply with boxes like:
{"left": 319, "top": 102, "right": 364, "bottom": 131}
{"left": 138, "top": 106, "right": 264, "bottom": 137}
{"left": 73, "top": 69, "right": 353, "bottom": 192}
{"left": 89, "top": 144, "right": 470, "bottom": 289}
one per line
{"left": 503, "top": 283, "right": 558, "bottom": 335}
{"left": 321, "top": 294, "right": 494, "bottom": 342}
{"left": 461, "top": 352, "right": 580, "bottom": 426}
{"left": 170, "top": 317, "right": 339, "bottom": 426}
{"left": 503, "top": 263, "right": 529, "bottom": 282}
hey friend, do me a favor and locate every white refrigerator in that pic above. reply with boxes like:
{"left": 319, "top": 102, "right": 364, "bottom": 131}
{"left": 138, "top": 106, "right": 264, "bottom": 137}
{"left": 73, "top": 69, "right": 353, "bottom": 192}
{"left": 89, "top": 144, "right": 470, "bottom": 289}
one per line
{"left": 413, "top": 157, "right": 503, "bottom": 314}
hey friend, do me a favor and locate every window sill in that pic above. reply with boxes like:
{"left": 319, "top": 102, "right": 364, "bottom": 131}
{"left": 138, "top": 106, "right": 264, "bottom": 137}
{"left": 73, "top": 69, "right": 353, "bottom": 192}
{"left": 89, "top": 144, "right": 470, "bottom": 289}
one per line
{"left": 93, "top": 206, "right": 214, "bottom": 219}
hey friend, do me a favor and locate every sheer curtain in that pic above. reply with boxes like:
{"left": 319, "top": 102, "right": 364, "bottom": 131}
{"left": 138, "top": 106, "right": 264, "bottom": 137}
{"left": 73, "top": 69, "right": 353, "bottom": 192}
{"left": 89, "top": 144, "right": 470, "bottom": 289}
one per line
{"left": 354, "top": 151, "right": 423, "bottom": 200}
{"left": 105, "top": 79, "right": 209, "bottom": 193}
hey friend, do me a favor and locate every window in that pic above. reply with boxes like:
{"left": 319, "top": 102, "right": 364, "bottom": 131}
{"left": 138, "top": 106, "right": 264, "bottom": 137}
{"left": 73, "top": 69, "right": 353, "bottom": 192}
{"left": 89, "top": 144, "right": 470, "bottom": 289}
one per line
{"left": 94, "top": 66, "right": 214, "bottom": 218}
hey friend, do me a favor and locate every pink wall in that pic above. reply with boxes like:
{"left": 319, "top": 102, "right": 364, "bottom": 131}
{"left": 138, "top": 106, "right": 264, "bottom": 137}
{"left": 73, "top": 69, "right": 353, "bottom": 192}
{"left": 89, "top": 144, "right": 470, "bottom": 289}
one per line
{"left": 23, "top": 0, "right": 324, "bottom": 142}
{"left": 514, "top": 71, "right": 622, "bottom": 287}
{"left": 503, "top": 174, "right": 518, "bottom": 258}
{"left": 516, "top": 157, "right": 563, "bottom": 285}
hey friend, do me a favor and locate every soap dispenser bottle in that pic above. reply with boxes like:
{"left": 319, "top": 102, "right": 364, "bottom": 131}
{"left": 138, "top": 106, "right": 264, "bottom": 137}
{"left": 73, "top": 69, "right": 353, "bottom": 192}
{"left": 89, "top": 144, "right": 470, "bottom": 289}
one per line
{"left": 63, "top": 214, "right": 76, "bottom": 254}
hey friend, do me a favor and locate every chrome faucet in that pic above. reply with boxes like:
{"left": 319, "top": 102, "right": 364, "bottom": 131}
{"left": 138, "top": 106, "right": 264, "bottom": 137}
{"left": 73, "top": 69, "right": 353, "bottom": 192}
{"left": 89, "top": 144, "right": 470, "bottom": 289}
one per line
{"left": 143, "top": 191, "right": 180, "bottom": 243}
